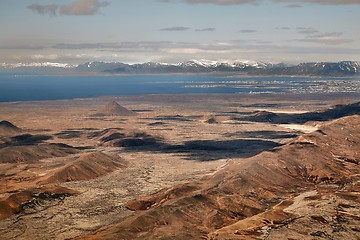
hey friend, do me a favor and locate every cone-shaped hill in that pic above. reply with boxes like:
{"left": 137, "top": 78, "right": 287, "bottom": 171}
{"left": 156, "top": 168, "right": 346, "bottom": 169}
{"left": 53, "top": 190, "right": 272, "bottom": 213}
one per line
{"left": 95, "top": 101, "right": 136, "bottom": 116}
{"left": 0, "top": 120, "right": 22, "bottom": 136}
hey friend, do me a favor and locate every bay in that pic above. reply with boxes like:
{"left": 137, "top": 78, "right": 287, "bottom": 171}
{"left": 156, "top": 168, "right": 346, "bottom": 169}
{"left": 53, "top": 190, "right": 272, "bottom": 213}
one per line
{"left": 0, "top": 73, "right": 358, "bottom": 102}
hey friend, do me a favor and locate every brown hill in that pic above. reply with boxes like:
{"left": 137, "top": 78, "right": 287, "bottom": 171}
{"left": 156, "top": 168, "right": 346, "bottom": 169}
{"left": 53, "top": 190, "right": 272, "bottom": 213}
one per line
{"left": 39, "top": 152, "right": 127, "bottom": 183}
{"left": 94, "top": 128, "right": 163, "bottom": 148}
{"left": 95, "top": 101, "right": 136, "bottom": 116}
{"left": 0, "top": 120, "right": 22, "bottom": 136}
{"left": 0, "top": 143, "right": 79, "bottom": 163}
{"left": 77, "top": 115, "right": 360, "bottom": 239}
{"left": 238, "top": 101, "right": 360, "bottom": 124}
{"left": 101, "top": 132, "right": 162, "bottom": 148}
{"left": 199, "top": 115, "right": 229, "bottom": 124}
{"left": 0, "top": 186, "right": 78, "bottom": 220}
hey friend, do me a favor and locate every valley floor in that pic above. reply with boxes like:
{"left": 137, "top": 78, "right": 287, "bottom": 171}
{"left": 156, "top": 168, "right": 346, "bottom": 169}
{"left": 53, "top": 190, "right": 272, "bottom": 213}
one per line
{"left": 0, "top": 93, "right": 359, "bottom": 239}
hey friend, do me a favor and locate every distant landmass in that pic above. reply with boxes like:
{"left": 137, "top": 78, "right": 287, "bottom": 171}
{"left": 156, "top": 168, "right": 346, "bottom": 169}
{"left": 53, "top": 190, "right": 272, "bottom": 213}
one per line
{"left": 1, "top": 60, "right": 359, "bottom": 77}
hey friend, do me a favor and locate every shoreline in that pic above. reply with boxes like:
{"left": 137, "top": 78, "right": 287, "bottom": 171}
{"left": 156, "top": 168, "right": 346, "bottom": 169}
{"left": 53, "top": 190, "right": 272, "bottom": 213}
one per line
{"left": 1, "top": 71, "right": 360, "bottom": 79}
{"left": 1, "top": 92, "right": 359, "bottom": 105}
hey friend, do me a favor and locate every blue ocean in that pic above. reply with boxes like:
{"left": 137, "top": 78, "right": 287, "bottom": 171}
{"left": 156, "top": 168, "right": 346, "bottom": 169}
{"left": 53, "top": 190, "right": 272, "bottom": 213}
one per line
{"left": 0, "top": 73, "right": 358, "bottom": 102}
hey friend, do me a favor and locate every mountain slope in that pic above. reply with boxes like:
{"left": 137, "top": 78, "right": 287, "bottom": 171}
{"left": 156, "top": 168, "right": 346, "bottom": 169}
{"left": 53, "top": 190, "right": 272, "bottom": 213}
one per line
{"left": 77, "top": 114, "right": 360, "bottom": 239}
{"left": 0, "top": 120, "right": 22, "bottom": 137}
{"left": 0, "top": 143, "right": 79, "bottom": 163}
{"left": 255, "top": 61, "right": 360, "bottom": 76}
{"left": 39, "top": 152, "right": 127, "bottom": 183}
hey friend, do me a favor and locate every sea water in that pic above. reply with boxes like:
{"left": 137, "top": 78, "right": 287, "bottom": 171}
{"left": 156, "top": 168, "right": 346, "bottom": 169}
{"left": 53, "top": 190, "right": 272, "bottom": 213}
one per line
{"left": 0, "top": 73, "right": 358, "bottom": 102}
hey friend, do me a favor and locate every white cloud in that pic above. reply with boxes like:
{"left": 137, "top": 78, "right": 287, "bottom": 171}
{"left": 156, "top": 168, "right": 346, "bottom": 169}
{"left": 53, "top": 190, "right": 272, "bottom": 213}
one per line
{"left": 31, "top": 54, "right": 59, "bottom": 60}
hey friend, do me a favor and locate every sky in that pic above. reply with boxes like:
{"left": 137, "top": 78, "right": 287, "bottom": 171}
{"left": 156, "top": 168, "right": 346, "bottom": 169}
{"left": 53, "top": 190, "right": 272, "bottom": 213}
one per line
{"left": 1, "top": 0, "right": 360, "bottom": 64}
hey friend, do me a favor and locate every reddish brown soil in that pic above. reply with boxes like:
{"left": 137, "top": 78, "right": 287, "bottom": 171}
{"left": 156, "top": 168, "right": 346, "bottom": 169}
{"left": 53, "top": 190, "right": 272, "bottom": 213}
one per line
{"left": 78, "top": 115, "right": 360, "bottom": 239}
{"left": 0, "top": 186, "right": 78, "bottom": 220}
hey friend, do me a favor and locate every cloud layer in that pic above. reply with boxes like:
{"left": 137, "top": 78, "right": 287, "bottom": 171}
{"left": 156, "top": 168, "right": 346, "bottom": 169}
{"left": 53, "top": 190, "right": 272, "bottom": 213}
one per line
{"left": 240, "top": 29, "right": 257, "bottom": 33}
{"left": 273, "top": 0, "right": 360, "bottom": 5}
{"left": 195, "top": 28, "right": 216, "bottom": 32}
{"left": 4, "top": 40, "right": 360, "bottom": 64}
{"left": 180, "top": 0, "right": 360, "bottom": 4}
{"left": 160, "top": 27, "right": 217, "bottom": 32}
{"left": 60, "top": 0, "right": 109, "bottom": 15}
{"left": 182, "top": 0, "right": 259, "bottom": 5}
{"left": 27, "top": 3, "right": 58, "bottom": 16}
{"left": 28, "top": 0, "right": 109, "bottom": 16}
{"left": 295, "top": 28, "right": 352, "bottom": 45}
{"left": 160, "top": 27, "right": 191, "bottom": 31}
{"left": 28, "top": 0, "right": 360, "bottom": 17}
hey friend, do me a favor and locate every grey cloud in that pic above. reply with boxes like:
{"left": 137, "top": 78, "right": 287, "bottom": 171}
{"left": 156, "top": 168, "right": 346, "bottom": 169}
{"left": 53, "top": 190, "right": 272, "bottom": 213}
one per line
{"left": 276, "top": 27, "right": 290, "bottom": 30}
{"left": 273, "top": 0, "right": 360, "bottom": 5}
{"left": 6, "top": 38, "right": 354, "bottom": 55}
{"left": 5, "top": 40, "right": 360, "bottom": 64}
{"left": 195, "top": 28, "right": 216, "bottom": 32}
{"left": 27, "top": 3, "right": 58, "bottom": 16}
{"left": 256, "top": 41, "right": 273, "bottom": 44}
{"left": 51, "top": 41, "right": 247, "bottom": 52}
{"left": 297, "top": 31, "right": 353, "bottom": 45}
{"left": 60, "top": 0, "right": 109, "bottom": 16}
{"left": 182, "top": 0, "right": 260, "bottom": 5}
{"left": 262, "top": 45, "right": 360, "bottom": 56}
{"left": 160, "top": 27, "right": 191, "bottom": 31}
{"left": 53, "top": 42, "right": 175, "bottom": 50}
{"left": 61, "top": 41, "right": 360, "bottom": 55}
{"left": 6, "top": 39, "right": 357, "bottom": 55}
{"left": 27, "top": 0, "right": 109, "bottom": 16}
{"left": 298, "top": 28, "right": 319, "bottom": 34}
{"left": 178, "top": 0, "right": 360, "bottom": 5}
{"left": 298, "top": 38, "right": 353, "bottom": 45}
{"left": 240, "top": 29, "right": 257, "bottom": 33}
{"left": 284, "top": 3, "right": 302, "bottom": 7}
{"left": 0, "top": 44, "right": 47, "bottom": 50}
{"left": 312, "top": 32, "right": 343, "bottom": 38}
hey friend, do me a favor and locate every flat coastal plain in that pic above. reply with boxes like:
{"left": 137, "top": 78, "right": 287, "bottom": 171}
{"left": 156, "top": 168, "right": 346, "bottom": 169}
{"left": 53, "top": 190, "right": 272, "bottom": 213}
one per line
{"left": 0, "top": 93, "right": 359, "bottom": 240}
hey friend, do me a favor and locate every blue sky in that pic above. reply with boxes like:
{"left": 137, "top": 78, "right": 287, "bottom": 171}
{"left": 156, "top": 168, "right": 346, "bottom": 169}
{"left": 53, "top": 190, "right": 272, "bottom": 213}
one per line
{"left": 1, "top": 0, "right": 360, "bottom": 64}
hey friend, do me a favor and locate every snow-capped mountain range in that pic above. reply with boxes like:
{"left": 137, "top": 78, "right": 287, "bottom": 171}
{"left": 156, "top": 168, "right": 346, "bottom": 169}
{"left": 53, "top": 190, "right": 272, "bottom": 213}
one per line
{"left": 1, "top": 60, "right": 359, "bottom": 76}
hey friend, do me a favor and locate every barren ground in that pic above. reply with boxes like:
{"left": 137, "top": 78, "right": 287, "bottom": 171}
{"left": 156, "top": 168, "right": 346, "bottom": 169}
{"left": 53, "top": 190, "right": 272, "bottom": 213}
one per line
{"left": 0, "top": 93, "right": 359, "bottom": 239}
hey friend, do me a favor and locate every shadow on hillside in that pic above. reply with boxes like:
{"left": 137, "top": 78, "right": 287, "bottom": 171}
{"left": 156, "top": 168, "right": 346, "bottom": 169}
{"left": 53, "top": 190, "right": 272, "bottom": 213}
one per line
{"left": 154, "top": 115, "right": 201, "bottom": 122}
{"left": 132, "top": 109, "right": 154, "bottom": 113}
{"left": 55, "top": 130, "right": 83, "bottom": 139}
{"left": 120, "top": 138, "right": 282, "bottom": 161}
{"left": 236, "top": 102, "right": 360, "bottom": 124}
{"left": 0, "top": 133, "right": 94, "bottom": 151}
{"left": 1, "top": 134, "right": 53, "bottom": 147}
{"left": 224, "top": 130, "right": 299, "bottom": 139}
